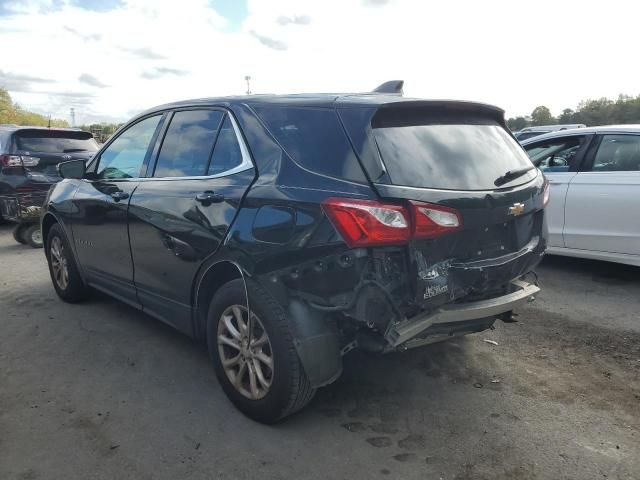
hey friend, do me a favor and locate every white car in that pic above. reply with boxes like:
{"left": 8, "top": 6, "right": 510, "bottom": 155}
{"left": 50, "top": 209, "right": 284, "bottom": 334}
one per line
{"left": 515, "top": 124, "right": 586, "bottom": 142}
{"left": 522, "top": 126, "right": 640, "bottom": 267}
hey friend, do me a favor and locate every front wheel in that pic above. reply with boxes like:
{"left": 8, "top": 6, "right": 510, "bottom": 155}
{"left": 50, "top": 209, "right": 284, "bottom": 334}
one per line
{"left": 207, "top": 278, "right": 316, "bottom": 423}
{"left": 46, "top": 223, "right": 90, "bottom": 303}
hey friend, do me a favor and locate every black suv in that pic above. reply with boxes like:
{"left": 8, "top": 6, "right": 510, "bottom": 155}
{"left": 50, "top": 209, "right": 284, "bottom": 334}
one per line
{"left": 42, "top": 84, "right": 548, "bottom": 423}
{"left": 0, "top": 126, "right": 98, "bottom": 220}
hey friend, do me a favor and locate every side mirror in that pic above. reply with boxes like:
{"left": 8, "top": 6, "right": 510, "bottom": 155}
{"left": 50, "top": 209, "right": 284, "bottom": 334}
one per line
{"left": 57, "top": 159, "right": 86, "bottom": 179}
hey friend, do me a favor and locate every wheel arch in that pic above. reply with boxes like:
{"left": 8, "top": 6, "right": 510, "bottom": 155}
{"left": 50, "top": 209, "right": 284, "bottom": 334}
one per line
{"left": 193, "top": 260, "right": 244, "bottom": 341}
{"left": 192, "top": 258, "right": 343, "bottom": 388}
{"left": 41, "top": 212, "right": 59, "bottom": 245}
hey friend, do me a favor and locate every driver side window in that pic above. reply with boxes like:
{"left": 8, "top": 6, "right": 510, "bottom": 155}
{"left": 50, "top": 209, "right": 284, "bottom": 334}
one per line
{"left": 525, "top": 136, "right": 585, "bottom": 172}
{"left": 96, "top": 115, "right": 162, "bottom": 179}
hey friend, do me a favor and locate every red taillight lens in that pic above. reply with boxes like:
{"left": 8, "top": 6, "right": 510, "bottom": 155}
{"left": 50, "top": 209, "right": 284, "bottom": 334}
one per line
{"left": 321, "top": 198, "right": 411, "bottom": 247}
{"left": 0, "top": 154, "right": 39, "bottom": 167}
{"left": 410, "top": 201, "right": 463, "bottom": 239}
{"left": 0, "top": 154, "right": 23, "bottom": 167}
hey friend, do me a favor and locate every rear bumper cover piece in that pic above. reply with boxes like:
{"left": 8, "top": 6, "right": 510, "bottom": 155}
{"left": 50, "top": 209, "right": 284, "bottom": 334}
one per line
{"left": 386, "top": 279, "right": 539, "bottom": 347}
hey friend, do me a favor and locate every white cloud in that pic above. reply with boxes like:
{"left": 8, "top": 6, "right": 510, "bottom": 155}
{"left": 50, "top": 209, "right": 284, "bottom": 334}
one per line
{"left": 1, "top": 0, "right": 639, "bottom": 125}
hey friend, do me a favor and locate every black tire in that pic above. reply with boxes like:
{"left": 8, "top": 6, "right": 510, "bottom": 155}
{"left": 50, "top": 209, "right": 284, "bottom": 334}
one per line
{"left": 45, "top": 223, "right": 90, "bottom": 303}
{"left": 24, "top": 224, "right": 43, "bottom": 248}
{"left": 207, "top": 278, "right": 316, "bottom": 423}
{"left": 12, "top": 224, "right": 28, "bottom": 244}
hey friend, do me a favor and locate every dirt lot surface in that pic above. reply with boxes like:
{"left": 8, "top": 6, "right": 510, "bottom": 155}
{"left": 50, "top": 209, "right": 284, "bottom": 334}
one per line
{"left": 1, "top": 223, "right": 639, "bottom": 479}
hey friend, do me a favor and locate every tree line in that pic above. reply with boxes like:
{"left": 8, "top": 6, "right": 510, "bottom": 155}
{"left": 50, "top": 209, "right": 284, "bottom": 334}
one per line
{"left": 0, "top": 87, "right": 69, "bottom": 128}
{"left": 507, "top": 94, "right": 640, "bottom": 131}
{"left": 76, "top": 123, "right": 123, "bottom": 143}
{"left": 1, "top": 87, "right": 122, "bottom": 142}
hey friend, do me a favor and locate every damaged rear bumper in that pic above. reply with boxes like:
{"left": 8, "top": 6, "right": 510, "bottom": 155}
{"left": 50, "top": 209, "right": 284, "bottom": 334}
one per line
{"left": 386, "top": 279, "right": 539, "bottom": 348}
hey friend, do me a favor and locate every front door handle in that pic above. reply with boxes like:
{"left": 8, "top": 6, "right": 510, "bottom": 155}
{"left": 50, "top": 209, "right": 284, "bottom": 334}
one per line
{"left": 110, "top": 191, "right": 129, "bottom": 202}
{"left": 195, "top": 191, "right": 224, "bottom": 205}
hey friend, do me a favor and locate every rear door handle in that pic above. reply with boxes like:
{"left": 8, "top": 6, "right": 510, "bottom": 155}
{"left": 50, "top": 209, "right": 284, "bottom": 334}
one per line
{"left": 110, "top": 191, "right": 129, "bottom": 202}
{"left": 195, "top": 191, "right": 224, "bottom": 204}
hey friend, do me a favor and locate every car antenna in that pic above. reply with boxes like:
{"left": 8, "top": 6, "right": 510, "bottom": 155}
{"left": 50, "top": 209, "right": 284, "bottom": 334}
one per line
{"left": 372, "top": 80, "right": 404, "bottom": 95}
{"left": 48, "top": 114, "right": 51, "bottom": 128}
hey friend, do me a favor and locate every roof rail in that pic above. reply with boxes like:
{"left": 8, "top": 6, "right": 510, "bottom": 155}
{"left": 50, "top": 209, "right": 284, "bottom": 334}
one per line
{"left": 373, "top": 80, "right": 404, "bottom": 95}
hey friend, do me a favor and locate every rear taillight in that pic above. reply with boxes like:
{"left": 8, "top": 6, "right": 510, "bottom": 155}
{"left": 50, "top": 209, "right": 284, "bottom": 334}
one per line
{"left": 410, "top": 201, "right": 463, "bottom": 239}
{"left": 322, "top": 198, "right": 463, "bottom": 247}
{"left": 321, "top": 198, "right": 411, "bottom": 247}
{"left": 0, "top": 154, "right": 39, "bottom": 167}
{"left": 0, "top": 154, "right": 23, "bottom": 167}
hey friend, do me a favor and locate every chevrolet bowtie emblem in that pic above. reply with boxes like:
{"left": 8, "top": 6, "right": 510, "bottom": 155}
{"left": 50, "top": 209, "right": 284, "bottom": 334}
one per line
{"left": 508, "top": 202, "right": 525, "bottom": 216}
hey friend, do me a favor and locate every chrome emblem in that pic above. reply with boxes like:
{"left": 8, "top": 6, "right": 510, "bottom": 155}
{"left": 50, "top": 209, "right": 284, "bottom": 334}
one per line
{"left": 508, "top": 202, "right": 525, "bottom": 216}
{"left": 62, "top": 154, "right": 72, "bottom": 160}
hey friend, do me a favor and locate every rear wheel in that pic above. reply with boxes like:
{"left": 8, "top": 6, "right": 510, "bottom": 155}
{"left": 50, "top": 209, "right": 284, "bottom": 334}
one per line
{"left": 12, "top": 224, "right": 28, "bottom": 245}
{"left": 207, "top": 278, "right": 316, "bottom": 423}
{"left": 46, "top": 223, "right": 89, "bottom": 303}
{"left": 24, "top": 224, "right": 43, "bottom": 248}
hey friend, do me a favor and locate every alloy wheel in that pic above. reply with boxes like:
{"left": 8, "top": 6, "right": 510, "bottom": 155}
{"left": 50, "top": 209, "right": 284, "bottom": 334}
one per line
{"left": 50, "top": 236, "right": 69, "bottom": 290}
{"left": 217, "top": 305, "right": 274, "bottom": 400}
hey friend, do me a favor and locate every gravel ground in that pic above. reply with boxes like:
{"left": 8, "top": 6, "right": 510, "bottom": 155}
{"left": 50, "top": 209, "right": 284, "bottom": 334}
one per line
{"left": 0, "top": 223, "right": 639, "bottom": 480}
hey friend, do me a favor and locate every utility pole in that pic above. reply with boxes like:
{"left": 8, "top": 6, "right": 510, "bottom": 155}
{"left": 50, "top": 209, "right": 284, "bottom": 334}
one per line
{"left": 244, "top": 75, "right": 251, "bottom": 95}
{"left": 70, "top": 108, "right": 76, "bottom": 127}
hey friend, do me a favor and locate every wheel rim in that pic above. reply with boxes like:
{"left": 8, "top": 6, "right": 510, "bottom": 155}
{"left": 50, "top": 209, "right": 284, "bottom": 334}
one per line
{"left": 32, "top": 229, "right": 42, "bottom": 245}
{"left": 50, "top": 236, "right": 69, "bottom": 290}
{"left": 217, "top": 305, "right": 274, "bottom": 400}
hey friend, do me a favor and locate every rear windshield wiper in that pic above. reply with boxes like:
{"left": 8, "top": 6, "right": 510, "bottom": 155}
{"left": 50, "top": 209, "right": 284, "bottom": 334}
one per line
{"left": 63, "top": 148, "right": 88, "bottom": 153}
{"left": 494, "top": 166, "right": 534, "bottom": 187}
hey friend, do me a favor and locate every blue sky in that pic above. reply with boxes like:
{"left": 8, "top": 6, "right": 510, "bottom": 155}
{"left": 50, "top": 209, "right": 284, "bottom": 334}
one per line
{"left": 209, "top": 0, "right": 248, "bottom": 31}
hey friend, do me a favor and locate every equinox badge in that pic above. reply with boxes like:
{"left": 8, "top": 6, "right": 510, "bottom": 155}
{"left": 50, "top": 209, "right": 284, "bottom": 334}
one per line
{"left": 508, "top": 202, "right": 525, "bottom": 216}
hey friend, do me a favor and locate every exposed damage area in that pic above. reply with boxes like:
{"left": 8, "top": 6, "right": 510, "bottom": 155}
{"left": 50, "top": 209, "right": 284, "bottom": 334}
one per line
{"left": 255, "top": 225, "right": 545, "bottom": 387}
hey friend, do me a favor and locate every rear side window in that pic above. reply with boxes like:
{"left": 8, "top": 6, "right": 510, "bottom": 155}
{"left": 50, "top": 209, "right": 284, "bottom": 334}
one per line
{"left": 251, "top": 106, "right": 367, "bottom": 183}
{"left": 374, "top": 122, "right": 536, "bottom": 190}
{"left": 15, "top": 130, "right": 98, "bottom": 153}
{"left": 592, "top": 135, "right": 640, "bottom": 172}
{"left": 154, "top": 110, "right": 224, "bottom": 177}
{"left": 208, "top": 116, "right": 243, "bottom": 175}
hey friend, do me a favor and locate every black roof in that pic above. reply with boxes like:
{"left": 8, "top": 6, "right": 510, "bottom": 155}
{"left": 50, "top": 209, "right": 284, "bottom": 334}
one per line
{"left": 138, "top": 92, "right": 505, "bottom": 120}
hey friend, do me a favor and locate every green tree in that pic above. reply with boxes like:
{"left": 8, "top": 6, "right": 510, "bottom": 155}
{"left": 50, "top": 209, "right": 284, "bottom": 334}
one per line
{"left": 558, "top": 108, "right": 576, "bottom": 124}
{"left": 530, "top": 106, "right": 556, "bottom": 126}
{"left": 507, "top": 116, "right": 528, "bottom": 131}
{"left": 0, "top": 87, "right": 69, "bottom": 127}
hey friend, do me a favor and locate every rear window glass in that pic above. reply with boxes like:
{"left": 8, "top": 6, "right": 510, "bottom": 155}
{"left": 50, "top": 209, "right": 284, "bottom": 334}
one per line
{"left": 252, "top": 106, "right": 367, "bottom": 183}
{"left": 16, "top": 131, "right": 98, "bottom": 153}
{"left": 374, "top": 123, "right": 536, "bottom": 190}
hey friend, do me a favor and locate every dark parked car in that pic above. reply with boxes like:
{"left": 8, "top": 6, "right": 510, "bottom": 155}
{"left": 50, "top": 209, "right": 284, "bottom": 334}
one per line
{"left": 42, "top": 84, "right": 548, "bottom": 423}
{"left": 0, "top": 125, "right": 98, "bottom": 224}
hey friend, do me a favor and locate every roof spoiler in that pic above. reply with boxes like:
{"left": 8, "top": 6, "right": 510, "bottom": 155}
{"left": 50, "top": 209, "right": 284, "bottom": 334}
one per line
{"left": 373, "top": 80, "right": 404, "bottom": 95}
